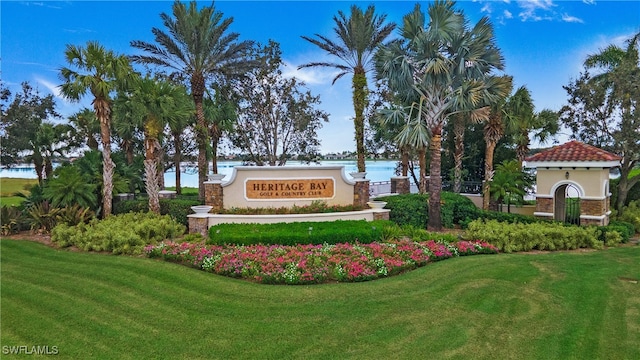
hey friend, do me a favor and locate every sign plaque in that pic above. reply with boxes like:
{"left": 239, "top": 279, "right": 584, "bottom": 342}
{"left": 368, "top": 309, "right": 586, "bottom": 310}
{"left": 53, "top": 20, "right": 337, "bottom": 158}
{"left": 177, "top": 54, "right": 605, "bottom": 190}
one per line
{"left": 245, "top": 178, "right": 335, "bottom": 200}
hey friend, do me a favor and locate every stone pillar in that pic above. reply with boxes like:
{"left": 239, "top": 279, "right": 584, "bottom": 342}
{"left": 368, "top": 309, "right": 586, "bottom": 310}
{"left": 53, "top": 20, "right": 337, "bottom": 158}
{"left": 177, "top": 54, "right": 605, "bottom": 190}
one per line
{"left": 353, "top": 179, "right": 370, "bottom": 208}
{"left": 188, "top": 216, "right": 209, "bottom": 237}
{"left": 204, "top": 181, "right": 224, "bottom": 212}
{"left": 391, "top": 176, "right": 410, "bottom": 194}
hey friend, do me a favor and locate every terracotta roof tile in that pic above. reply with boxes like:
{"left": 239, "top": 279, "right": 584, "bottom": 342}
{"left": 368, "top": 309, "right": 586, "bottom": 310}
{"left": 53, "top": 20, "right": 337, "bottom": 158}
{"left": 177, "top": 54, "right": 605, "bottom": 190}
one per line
{"left": 525, "top": 140, "right": 622, "bottom": 162}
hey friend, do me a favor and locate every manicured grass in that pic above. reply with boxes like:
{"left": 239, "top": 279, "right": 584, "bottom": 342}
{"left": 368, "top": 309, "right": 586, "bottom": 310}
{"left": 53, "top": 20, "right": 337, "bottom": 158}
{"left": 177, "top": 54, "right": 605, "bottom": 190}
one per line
{"left": 0, "top": 178, "right": 38, "bottom": 207}
{"left": 1, "top": 240, "right": 639, "bottom": 359}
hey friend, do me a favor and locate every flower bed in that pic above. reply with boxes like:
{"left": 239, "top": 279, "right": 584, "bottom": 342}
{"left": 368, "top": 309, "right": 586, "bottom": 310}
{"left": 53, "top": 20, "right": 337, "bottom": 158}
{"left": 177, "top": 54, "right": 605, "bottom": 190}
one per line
{"left": 145, "top": 239, "right": 498, "bottom": 284}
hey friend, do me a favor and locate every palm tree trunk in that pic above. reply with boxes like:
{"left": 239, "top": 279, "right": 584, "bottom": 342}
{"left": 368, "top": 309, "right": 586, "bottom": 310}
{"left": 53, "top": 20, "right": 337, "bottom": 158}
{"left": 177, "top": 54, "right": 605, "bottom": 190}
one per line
{"left": 144, "top": 132, "right": 161, "bottom": 213}
{"left": 96, "top": 99, "right": 113, "bottom": 217}
{"left": 418, "top": 146, "right": 427, "bottom": 194}
{"left": 145, "top": 159, "right": 160, "bottom": 214}
{"left": 483, "top": 141, "right": 496, "bottom": 210}
{"left": 453, "top": 113, "right": 465, "bottom": 193}
{"left": 173, "top": 134, "right": 182, "bottom": 195}
{"left": 401, "top": 145, "right": 409, "bottom": 177}
{"left": 428, "top": 132, "right": 443, "bottom": 231}
{"left": 191, "top": 73, "right": 208, "bottom": 201}
{"left": 352, "top": 70, "right": 368, "bottom": 173}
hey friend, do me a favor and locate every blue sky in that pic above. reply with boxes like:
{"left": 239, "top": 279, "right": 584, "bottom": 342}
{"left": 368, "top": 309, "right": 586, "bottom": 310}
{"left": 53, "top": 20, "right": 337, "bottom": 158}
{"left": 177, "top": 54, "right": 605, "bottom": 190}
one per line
{"left": 2, "top": 0, "right": 639, "bottom": 153}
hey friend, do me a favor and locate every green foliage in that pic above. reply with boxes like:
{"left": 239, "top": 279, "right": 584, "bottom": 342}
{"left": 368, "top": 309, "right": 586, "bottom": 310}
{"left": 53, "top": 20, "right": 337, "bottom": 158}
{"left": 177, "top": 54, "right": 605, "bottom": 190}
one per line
{"left": 613, "top": 200, "right": 640, "bottom": 233}
{"left": 464, "top": 219, "right": 605, "bottom": 253}
{"left": 26, "top": 201, "right": 61, "bottom": 233}
{"left": 220, "top": 201, "right": 364, "bottom": 215}
{"left": 0, "top": 206, "right": 27, "bottom": 235}
{"left": 43, "top": 165, "right": 98, "bottom": 209}
{"left": 113, "top": 198, "right": 201, "bottom": 226}
{"left": 51, "top": 212, "right": 185, "bottom": 254}
{"left": 56, "top": 204, "right": 96, "bottom": 227}
{"left": 207, "top": 220, "right": 390, "bottom": 246}
{"left": 378, "top": 192, "right": 479, "bottom": 229}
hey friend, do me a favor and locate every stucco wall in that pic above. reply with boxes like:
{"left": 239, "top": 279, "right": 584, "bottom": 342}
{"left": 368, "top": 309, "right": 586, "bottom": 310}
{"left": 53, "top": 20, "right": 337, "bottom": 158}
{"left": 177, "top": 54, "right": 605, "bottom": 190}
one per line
{"left": 220, "top": 166, "right": 357, "bottom": 208}
{"left": 536, "top": 168, "right": 609, "bottom": 198}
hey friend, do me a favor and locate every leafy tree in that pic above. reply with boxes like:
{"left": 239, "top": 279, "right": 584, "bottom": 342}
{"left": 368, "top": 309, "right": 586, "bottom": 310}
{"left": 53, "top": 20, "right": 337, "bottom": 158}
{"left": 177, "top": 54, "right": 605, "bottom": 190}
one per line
{"left": 59, "top": 41, "right": 134, "bottom": 217}
{"left": 131, "top": 0, "right": 254, "bottom": 200}
{"left": 561, "top": 32, "right": 640, "bottom": 211}
{"left": 230, "top": 41, "right": 329, "bottom": 166}
{"left": 0, "top": 82, "right": 61, "bottom": 183}
{"left": 375, "top": 1, "right": 507, "bottom": 230}
{"left": 300, "top": 4, "right": 395, "bottom": 173}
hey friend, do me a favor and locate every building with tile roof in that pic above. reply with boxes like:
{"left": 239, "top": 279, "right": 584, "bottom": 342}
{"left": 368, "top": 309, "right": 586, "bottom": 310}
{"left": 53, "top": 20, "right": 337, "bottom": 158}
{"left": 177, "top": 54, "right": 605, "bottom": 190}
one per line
{"left": 523, "top": 140, "right": 621, "bottom": 226}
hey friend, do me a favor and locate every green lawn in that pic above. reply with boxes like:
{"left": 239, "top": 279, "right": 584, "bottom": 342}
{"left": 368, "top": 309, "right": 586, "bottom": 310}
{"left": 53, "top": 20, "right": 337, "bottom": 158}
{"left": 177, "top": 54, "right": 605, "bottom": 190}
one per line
{"left": 1, "top": 240, "right": 638, "bottom": 359}
{"left": 0, "top": 178, "right": 38, "bottom": 207}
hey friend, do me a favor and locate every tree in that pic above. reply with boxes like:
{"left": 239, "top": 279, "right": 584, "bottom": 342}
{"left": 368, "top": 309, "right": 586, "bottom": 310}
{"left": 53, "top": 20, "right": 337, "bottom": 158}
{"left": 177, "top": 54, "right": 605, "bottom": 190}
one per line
{"left": 506, "top": 86, "right": 560, "bottom": 167}
{"left": 375, "top": 1, "right": 507, "bottom": 230}
{"left": 119, "top": 76, "right": 194, "bottom": 213}
{"left": 68, "top": 108, "right": 100, "bottom": 151}
{"left": 561, "top": 32, "right": 640, "bottom": 211}
{"left": 482, "top": 76, "right": 513, "bottom": 210}
{"left": 490, "top": 159, "right": 527, "bottom": 213}
{"left": 204, "top": 85, "right": 235, "bottom": 173}
{"left": 43, "top": 165, "right": 98, "bottom": 209}
{"left": 131, "top": 0, "right": 254, "bottom": 200}
{"left": 230, "top": 41, "right": 329, "bottom": 166}
{"left": 300, "top": 4, "right": 395, "bottom": 173}
{"left": 59, "top": 41, "right": 133, "bottom": 217}
{"left": 0, "top": 82, "right": 60, "bottom": 182}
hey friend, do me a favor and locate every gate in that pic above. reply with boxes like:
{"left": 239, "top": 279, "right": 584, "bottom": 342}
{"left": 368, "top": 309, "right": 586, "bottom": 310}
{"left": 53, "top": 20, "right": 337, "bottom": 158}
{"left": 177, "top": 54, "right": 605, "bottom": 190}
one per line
{"left": 554, "top": 184, "right": 581, "bottom": 225}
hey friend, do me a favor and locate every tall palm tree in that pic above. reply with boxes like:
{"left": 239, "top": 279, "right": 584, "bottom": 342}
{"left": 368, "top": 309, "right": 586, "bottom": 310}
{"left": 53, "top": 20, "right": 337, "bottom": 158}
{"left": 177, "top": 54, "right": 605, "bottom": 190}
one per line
{"left": 300, "top": 5, "right": 395, "bottom": 173}
{"left": 131, "top": 0, "right": 254, "bottom": 200}
{"left": 204, "top": 87, "right": 236, "bottom": 174}
{"left": 166, "top": 88, "right": 195, "bottom": 195}
{"left": 482, "top": 76, "right": 513, "bottom": 210}
{"left": 123, "top": 76, "right": 194, "bottom": 213}
{"left": 59, "top": 41, "right": 133, "bottom": 217}
{"left": 376, "top": 1, "right": 506, "bottom": 230}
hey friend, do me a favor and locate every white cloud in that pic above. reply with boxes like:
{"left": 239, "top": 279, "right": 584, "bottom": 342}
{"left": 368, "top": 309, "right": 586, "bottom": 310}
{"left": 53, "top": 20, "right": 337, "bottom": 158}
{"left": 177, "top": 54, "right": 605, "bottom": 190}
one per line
{"left": 281, "top": 60, "right": 340, "bottom": 85}
{"left": 562, "top": 13, "right": 584, "bottom": 23}
{"left": 517, "top": 0, "right": 556, "bottom": 21}
{"left": 34, "top": 76, "right": 69, "bottom": 104}
{"left": 582, "top": 0, "right": 596, "bottom": 4}
{"left": 504, "top": 10, "right": 513, "bottom": 19}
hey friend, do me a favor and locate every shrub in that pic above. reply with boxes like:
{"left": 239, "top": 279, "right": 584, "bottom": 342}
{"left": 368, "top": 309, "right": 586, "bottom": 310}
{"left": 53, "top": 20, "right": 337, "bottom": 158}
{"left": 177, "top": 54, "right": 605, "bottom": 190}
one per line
{"left": 51, "top": 212, "right": 186, "bottom": 254}
{"left": 207, "top": 220, "right": 390, "bottom": 246}
{"left": 614, "top": 200, "right": 640, "bottom": 234}
{"left": 1, "top": 205, "right": 27, "bottom": 235}
{"left": 26, "top": 201, "right": 61, "bottom": 233}
{"left": 220, "top": 201, "right": 363, "bottom": 215}
{"left": 600, "top": 221, "right": 635, "bottom": 244}
{"left": 113, "top": 198, "right": 200, "bottom": 226}
{"left": 464, "top": 219, "right": 604, "bottom": 253}
{"left": 377, "top": 194, "right": 428, "bottom": 228}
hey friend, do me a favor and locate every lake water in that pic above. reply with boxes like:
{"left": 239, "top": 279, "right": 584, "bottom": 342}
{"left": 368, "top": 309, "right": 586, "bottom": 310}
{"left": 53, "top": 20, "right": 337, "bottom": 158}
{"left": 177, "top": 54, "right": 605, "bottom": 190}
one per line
{"left": 1, "top": 160, "right": 404, "bottom": 188}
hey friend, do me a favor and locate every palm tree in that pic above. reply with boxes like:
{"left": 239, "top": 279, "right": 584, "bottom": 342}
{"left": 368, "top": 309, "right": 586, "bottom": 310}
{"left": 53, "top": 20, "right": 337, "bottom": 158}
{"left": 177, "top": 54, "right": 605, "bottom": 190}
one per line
{"left": 490, "top": 160, "right": 526, "bottom": 213}
{"left": 59, "top": 41, "right": 133, "bottom": 217}
{"left": 131, "top": 0, "right": 254, "bottom": 200}
{"left": 482, "top": 76, "right": 513, "bottom": 210}
{"left": 68, "top": 108, "right": 100, "bottom": 151}
{"left": 300, "top": 5, "right": 395, "bottom": 173}
{"left": 124, "top": 76, "right": 193, "bottom": 213}
{"left": 204, "top": 87, "right": 235, "bottom": 174}
{"left": 376, "top": 1, "right": 506, "bottom": 230}
{"left": 166, "top": 88, "right": 195, "bottom": 196}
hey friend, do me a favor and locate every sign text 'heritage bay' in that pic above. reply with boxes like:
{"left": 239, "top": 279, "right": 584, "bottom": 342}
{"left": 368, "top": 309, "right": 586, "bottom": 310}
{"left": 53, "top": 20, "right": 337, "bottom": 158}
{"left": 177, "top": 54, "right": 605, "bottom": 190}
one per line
{"left": 245, "top": 178, "right": 335, "bottom": 200}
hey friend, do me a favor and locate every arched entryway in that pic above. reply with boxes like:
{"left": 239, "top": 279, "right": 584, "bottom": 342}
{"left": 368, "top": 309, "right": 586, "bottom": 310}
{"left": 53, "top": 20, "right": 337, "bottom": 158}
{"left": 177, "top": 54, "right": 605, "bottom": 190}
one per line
{"left": 554, "top": 183, "right": 581, "bottom": 225}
